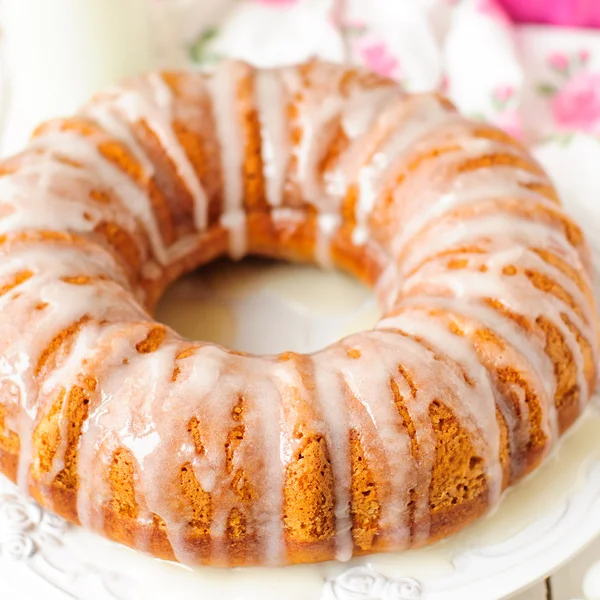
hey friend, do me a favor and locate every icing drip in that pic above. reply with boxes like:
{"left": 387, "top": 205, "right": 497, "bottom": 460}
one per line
{"left": 124, "top": 74, "right": 209, "bottom": 232}
{"left": 28, "top": 132, "right": 169, "bottom": 264}
{"left": 0, "top": 160, "right": 102, "bottom": 235}
{"left": 78, "top": 340, "right": 287, "bottom": 565}
{"left": 323, "top": 333, "right": 424, "bottom": 550}
{"left": 310, "top": 354, "right": 353, "bottom": 560}
{"left": 0, "top": 243, "right": 139, "bottom": 495}
{"left": 84, "top": 103, "right": 156, "bottom": 177}
{"left": 315, "top": 213, "right": 340, "bottom": 269}
{"left": 403, "top": 245, "right": 591, "bottom": 434}
{"left": 294, "top": 93, "right": 344, "bottom": 211}
{"left": 400, "top": 213, "right": 582, "bottom": 277}
{"left": 208, "top": 62, "right": 246, "bottom": 259}
{"left": 220, "top": 211, "right": 247, "bottom": 261}
{"left": 87, "top": 74, "right": 210, "bottom": 234}
{"left": 381, "top": 312, "right": 503, "bottom": 505}
{"left": 384, "top": 294, "right": 557, "bottom": 448}
{"left": 392, "top": 168, "right": 557, "bottom": 253}
{"left": 254, "top": 70, "right": 289, "bottom": 208}
{"left": 351, "top": 97, "right": 456, "bottom": 246}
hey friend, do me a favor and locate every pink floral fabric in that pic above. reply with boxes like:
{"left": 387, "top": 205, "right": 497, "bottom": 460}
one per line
{"left": 535, "top": 48, "right": 600, "bottom": 134}
{"left": 163, "top": 0, "right": 600, "bottom": 143}
{"left": 552, "top": 72, "right": 600, "bottom": 133}
{"left": 355, "top": 38, "right": 402, "bottom": 79}
{"left": 524, "top": 36, "right": 600, "bottom": 140}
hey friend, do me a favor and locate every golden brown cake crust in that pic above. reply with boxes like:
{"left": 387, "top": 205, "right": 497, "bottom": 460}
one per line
{"left": 0, "top": 60, "right": 597, "bottom": 567}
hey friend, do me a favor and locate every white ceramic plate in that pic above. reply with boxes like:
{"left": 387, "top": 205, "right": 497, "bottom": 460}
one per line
{"left": 1, "top": 259, "right": 599, "bottom": 600}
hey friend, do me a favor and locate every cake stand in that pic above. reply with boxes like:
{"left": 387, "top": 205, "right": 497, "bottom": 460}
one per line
{"left": 1, "top": 259, "right": 599, "bottom": 600}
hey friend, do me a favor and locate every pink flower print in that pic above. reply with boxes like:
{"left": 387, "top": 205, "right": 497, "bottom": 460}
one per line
{"left": 357, "top": 41, "right": 401, "bottom": 79}
{"left": 492, "top": 109, "right": 522, "bottom": 140}
{"left": 579, "top": 49, "right": 591, "bottom": 65}
{"left": 548, "top": 52, "right": 570, "bottom": 75}
{"left": 494, "top": 85, "right": 514, "bottom": 103}
{"left": 552, "top": 71, "right": 600, "bottom": 133}
{"left": 493, "top": 84, "right": 515, "bottom": 105}
{"left": 492, "top": 85, "right": 516, "bottom": 112}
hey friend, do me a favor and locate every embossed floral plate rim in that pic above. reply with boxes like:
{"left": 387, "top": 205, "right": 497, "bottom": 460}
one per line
{"left": 1, "top": 414, "right": 599, "bottom": 600}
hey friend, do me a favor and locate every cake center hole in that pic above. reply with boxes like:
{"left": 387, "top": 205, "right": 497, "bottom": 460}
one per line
{"left": 155, "top": 258, "right": 380, "bottom": 355}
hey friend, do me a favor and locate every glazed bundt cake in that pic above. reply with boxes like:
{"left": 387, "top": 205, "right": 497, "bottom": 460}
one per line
{"left": 0, "top": 60, "right": 597, "bottom": 567}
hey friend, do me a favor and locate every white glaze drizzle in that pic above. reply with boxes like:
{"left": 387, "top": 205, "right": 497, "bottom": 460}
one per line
{"left": 84, "top": 102, "right": 156, "bottom": 176}
{"left": 28, "top": 132, "right": 170, "bottom": 265}
{"left": 333, "top": 332, "right": 421, "bottom": 549}
{"left": 0, "top": 243, "right": 140, "bottom": 495}
{"left": 382, "top": 311, "right": 503, "bottom": 504}
{"left": 315, "top": 213, "right": 340, "bottom": 269}
{"left": 310, "top": 353, "right": 353, "bottom": 560}
{"left": 404, "top": 247, "right": 590, "bottom": 422}
{"left": 351, "top": 97, "right": 456, "bottom": 246}
{"left": 0, "top": 153, "right": 140, "bottom": 248}
{"left": 400, "top": 213, "right": 582, "bottom": 276}
{"left": 294, "top": 93, "right": 343, "bottom": 210}
{"left": 86, "top": 73, "right": 211, "bottom": 235}
{"left": 220, "top": 211, "right": 247, "bottom": 261}
{"left": 207, "top": 62, "right": 246, "bottom": 258}
{"left": 254, "top": 70, "right": 289, "bottom": 208}
{"left": 391, "top": 168, "right": 556, "bottom": 253}
{"left": 123, "top": 74, "right": 210, "bottom": 232}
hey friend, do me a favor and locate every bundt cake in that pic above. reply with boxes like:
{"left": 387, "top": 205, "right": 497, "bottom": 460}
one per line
{"left": 0, "top": 59, "right": 597, "bottom": 567}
